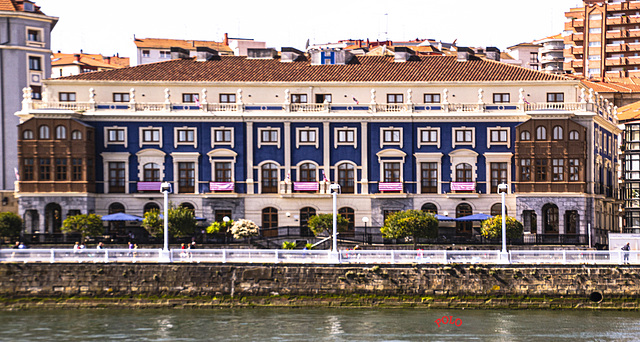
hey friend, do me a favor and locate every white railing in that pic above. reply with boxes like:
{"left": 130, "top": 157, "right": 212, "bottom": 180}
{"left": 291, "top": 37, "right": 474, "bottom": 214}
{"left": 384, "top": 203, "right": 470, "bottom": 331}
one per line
{"left": 290, "top": 103, "right": 327, "bottom": 112}
{"left": 2, "top": 248, "right": 639, "bottom": 265}
{"left": 375, "top": 104, "right": 410, "bottom": 112}
{"left": 525, "top": 102, "right": 586, "bottom": 111}
{"left": 204, "top": 103, "right": 241, "bottom": 112}
{"left": 134, "top": 103, "right": 166, "bottom": 111}
{"left": 446, "top": 103, "right": 484, "bottom": 112}
{"left": 32, "top": 101, "right": 93, "bottom": 111}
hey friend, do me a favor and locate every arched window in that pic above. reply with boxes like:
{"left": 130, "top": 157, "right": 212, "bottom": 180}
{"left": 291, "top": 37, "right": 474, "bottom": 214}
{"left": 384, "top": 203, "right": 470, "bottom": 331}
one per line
{"left": 108, "top": 202, "right": 125, "bottom": 214}
{"left": 262, "top": 207, "right": 278, "bottom": 231}
{"left": 565, "top": 210, "right": 578, "bottom": 234}
{"left": 143, "top": 163, "right": 161, "bottom": 181}
{"left": 490, "top": 203, "right": 506, "bottom": 216}
{"left": 55, "top": 125, "right": 66, "bottom": 139}
{"left": 39, "top": 125, "right": 50, "bottom": 139}
{"left": 143, "top": 202, "right": 160, "bottom": 213}
{"left": 71, "top": 130, "right": 83, "bottom": 140}
{"left": 542, "top": 203, "right": 559, "bottom": 234}
{"left": 456, "top": 203, "right": 473, "bottom": 236}
{"left": 536, "top": 126, "right": 546, "bottom": 140}
{"left": 22, "top": 130, "right": 34, "bottom": 140}
{"left": 552, "top": 126, "right": 563, "bottom": 140}
{"left": 338, "top": 207, "right": 355, "bottom": 231}
{"left": 421, "top": 203, "right": 438, "bottom": 214}
{"left": 44, "top": 202, "right": 62, "bottom": 234}
{"left": 338, "top": 163, "right": 355, "bottom": 194}
{"left": 180, "top": 202, "right": 195, "bottom": 216}
{"left": 261, "top": 163, "right": 278, "bottom": 193}
{"left": 520, "top": 131, "right": 531, "bottom": 141}
{"left": 300, "top": 207, "right": 316, "bottom": 236}
{"left": 107, "top": 202, "right": 126, "bottom": 235}
{"left": 569, "top": 130, "right": 579, "bottom": 140}
{"left": 299, "top": 163, "right": 316, "bottom": 182}
{"left": 455, "top": 163, "right": 473, "bottom": 182}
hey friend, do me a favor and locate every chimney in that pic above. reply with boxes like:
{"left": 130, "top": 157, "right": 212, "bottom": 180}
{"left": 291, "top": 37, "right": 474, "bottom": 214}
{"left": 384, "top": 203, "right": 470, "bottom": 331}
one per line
{"left": 394, "top": 47, "right": 415, "bottom": 62}
{"left": 281, "top": 47, "right": 303, "bottom": 62}
{"left": 105, "top": 56, "right": 111, "bottom": 64}
{"left": 74, "top": 54, "right": 81, "bottom": 62}
{"left": 224, "top": 33, "right": 229, "bottom": 46}
{"left": 456, "top": 47, "right": 474, "bottom": 62}
{"left": 170, "top": 47, "right": 190, "bottom": 59}
{"left": 485, "top": 47, "right": 501, "bottom": 61}
{"left": 196, "top": 46, "right": 219, "bottom": 61}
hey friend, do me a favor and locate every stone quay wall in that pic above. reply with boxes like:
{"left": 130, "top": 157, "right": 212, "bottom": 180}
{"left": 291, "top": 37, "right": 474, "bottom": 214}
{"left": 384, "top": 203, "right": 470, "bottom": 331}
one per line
{"left": 0, "top": 263, "right": 639, "bottom": 308}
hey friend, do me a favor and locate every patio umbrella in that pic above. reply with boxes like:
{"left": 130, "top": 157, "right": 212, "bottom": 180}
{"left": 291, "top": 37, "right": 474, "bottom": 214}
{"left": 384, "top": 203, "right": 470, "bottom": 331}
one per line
{"left": 455, "top": 213, "right": 493, "bottom": 222}
{"left": 434, "top": 214, "right": 455, "bottom": 222}
{"left": 101, "top": 212, "right": 144, "bottom": 222}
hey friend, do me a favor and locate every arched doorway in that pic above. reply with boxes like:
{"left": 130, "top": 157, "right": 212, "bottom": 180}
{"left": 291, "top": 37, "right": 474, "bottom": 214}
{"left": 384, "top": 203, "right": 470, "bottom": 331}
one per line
{"left": 421, "top": 203, "right": 438, "bottom": 214}
{"left": 144, "top": 202, "right": 160, "bottom": 213}
{"left": 23, "top": 210, "right": 39, "bottom": 234}
{"left": 261, "top": 163, "right": 278, "bottom": 193}
{"left": 543, "top": 203, "right": 559, "bottom": 234}
{"left": 456, "top": 203, "right": 472, "bottom": 237}
{"left": 300, "top": 207, "right": 316, "bottom": 237}
{"left": 261, "top": 207, "right": 278, "bottom": 237}
{"left": 490, "top": 203, "right": 506, "bottom": 217}
{"left": 338, "top": 163, "right": 355, "bottom": 194}
{"left": 108, "top": 202, "right": 126, "bottom": 235}
{"left": 44, "top": 203, "right": 62, "bottom": 234}
{"left": 338, "top": 207, "right": 355, "bottom": 235}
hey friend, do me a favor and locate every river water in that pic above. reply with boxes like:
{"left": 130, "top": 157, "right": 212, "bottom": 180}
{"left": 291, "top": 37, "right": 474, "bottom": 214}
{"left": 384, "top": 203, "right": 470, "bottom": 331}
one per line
{"left": 1, "top": 308, "right": 638, "bottom": 341}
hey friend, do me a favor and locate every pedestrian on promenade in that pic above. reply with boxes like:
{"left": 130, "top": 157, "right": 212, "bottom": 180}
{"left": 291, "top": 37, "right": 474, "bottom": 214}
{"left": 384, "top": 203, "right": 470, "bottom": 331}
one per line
{"left": 96, "top": 242, "right": 104, "bottom": 249}
{"left": 622, "top": 242, "right": 631, "bottom": 264}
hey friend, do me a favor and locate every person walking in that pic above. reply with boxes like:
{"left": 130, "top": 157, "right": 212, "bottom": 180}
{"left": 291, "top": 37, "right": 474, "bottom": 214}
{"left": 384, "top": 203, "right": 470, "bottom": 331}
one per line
{"left": 622, "top": 242, "right": 631, "bottom": 264}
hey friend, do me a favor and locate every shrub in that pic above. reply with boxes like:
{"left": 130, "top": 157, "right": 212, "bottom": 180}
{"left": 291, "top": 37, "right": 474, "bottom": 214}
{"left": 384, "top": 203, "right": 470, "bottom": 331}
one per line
{"left": 480, "top": 215, "right": 523, "bottom": 240}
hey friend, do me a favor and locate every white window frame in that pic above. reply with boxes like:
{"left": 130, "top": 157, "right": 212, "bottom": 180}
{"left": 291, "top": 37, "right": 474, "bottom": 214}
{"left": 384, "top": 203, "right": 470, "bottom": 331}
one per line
{"left": 376, "top": 149, "right": 407, "bottom": 183}
{"left": 257, "top": 126, "right": 281, "bottom": 149}
{"left": 414, "top": 152, "right": 443, "bottom": 194}
{"left": 452, "top": 127, "right": 475, "bottom": 148}
{"left": 295, "top": 160, "right": 320, "bottom": 182}
{"left": 256, "top": 160, "right": 281, "bottom": 194}
{"left": 211, "top": 126, "right": 235, "bottom": 148}
{"left": 484, "top": 152, "right": 513, "bottom": 194}
{"left": 334, "top": 160, "right": 359, "bottom": 194}
{"left": 174, "top": 127, "right": 198, "bottom": 148}
{"left": 380, "top": 127, "right": 403, "bottom": 148}
{"left": 136, "top": 148, "right": 166, "bottom": 182}
{"left": 25, "top": 26, "right": 44, "bottom": 47}
{"left": 139, "top": 126, "right": 162, "bottom": 148}
{"left": 334, "top": 127, "right": 357, "bottom": 149}
{"left": 295, "top": 126, "right": 319, "bottom": 149}
{"left": 417, "top": 127, "right": 440, "bottom": 148}
{"left": 104, "top": 126, "right": 128, "bottom": 148}
{"left": 207, "top": 149, "right": 238, "bottom": 184}
{"left": 100, "top": 152, "right": 131, "bottom": 194}
{"left": 487, "top": 127, "right": 510, "bottom": 148}
{"left": 448, "top": 149, "right": 479, "bottom": 185}
{"left": 171, "top": 152, "right": 200, "bottom": 194}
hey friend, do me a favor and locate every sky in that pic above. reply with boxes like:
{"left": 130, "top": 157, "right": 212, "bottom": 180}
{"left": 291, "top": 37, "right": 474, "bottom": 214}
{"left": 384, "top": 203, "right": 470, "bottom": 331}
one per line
{"left": 43, "top": 0, "right": 583, "bottom": 64}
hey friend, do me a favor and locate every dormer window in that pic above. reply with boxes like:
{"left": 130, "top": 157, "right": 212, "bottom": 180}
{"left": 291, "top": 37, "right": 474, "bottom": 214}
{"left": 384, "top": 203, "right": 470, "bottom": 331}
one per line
{"left": 23, "top": 1, "right": 34, "bottom": 12}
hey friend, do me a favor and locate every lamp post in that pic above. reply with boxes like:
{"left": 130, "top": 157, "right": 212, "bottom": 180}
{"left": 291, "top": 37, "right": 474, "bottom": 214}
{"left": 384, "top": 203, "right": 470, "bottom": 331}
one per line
{"left": 497, "top": 183, "right": 509, "bottom": 263}
{"left": 160, "top": 182, "right": 172, "bottom": 262}
{"left": 330, "top": 183, "right": 341, "bottom": 258}
{"left": 362, "top": 216, "right": 369, "bottom": 244}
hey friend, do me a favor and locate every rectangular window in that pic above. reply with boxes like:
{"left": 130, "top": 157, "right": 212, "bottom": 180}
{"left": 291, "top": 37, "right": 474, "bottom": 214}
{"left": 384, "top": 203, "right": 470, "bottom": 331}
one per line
{"left": 455, "top": 129, "right": 473, "bottom": 143}
{"left": 520, "top": 159, "right": 531, "bottom": 181}
{"left": 588, "top": 41, "right": 602, "bottom": 47}
{"left": 315, "top": 94, "right": 332, "bottom": 103}
{"left": 113, "top": 93, "right": 130, "bottom": 102}
{"left": 28, "top": 56, "right": 41, "bottom": 71}
{"left": 39, "top": 158, "right": 50, "bottom": 181}
{"left": 552, "top": 159, "right": 564, "bottom": 181}
{"left": 215, "top": 129, "right": 232, "bottom": 143}
{"left": 383, "top": 162, "right": 401, "bottom": 182}
{"left": 27, "top": 29, "right": 39, "bottom": 42}
{"left": 219, "top": 94, "right": 236, "bottom": 103}
{"left": 493, "top": 93, "right": 510, "bottom": 103}
{"left": 337, "top": 129, "right": 355, "bottom": 143}
{"left": 589, "top": 68, "right": 601, "bottom": 75}
{"left": 159, "top": 51, "right": 170, "bottom": 58}
{"left": 72, "top": 158, "right": 82, "bottom": 181}
{"left": 387, "top": 94, "right": 403, "bottom": 103}
{"left": 491, "top": 162, "right": 508, "bottom": 193}
{"left": 177, "top": 129, "right": 195, "bottom": 143}
{"left": 424, "top": 94, "right": 440, "bottom": 103}
{"left": 299, "top": 129, "right": 316, "bottom": 143}
{"left": 291, "top": 94, "right": 307, "bottom": 103}
{"left": 421, "top": 129, "right": 438, "bottom": 143}
{"left": 31, "top": 85, "right": 42, "bottom": 100}
{"left": 261, "top": 129, "right": 278, "bottom": 143}
{"left": 178, "top": 162, "right": 195, "bottom": 193}
{"left": 215, "top": 162, "right": 232, "bottom": 182}
{"left": 588, "top": 54, "right": 601, "bottom": 60}
{"left": 107, "top": 129, "right": 125, "bottom": 142}
{"left": 421, "top": 162, "right": 437, "bottom": 193}
{"left": 55, "top": 158, "right": 67, "bottom": 181}
{"left": 589, "top": 27, "right": 602, "bottom": 34}
{"left": 490, "top": 129, "right": 508, "bottom": 143}
{"left": 59, "top": 92, "right": 76, "bottom": 102}
{"left": 569, "top": 159, "right": 580, "bottom": 181}
{"left": 535, "top": 159, "right": 547, "bottom": 181}
{"left": 547, "top": 93, "right": 564, "bottom": 103}
{"left": 142, "top": 129, "right": 160, "bottom": 142}
{"left": 23, "top": 158, "right": 34, "bottom": 181}
{"left": 108, "top": 162, "right": 125, "bottom": 193}
{"left": 530, "top": 52, "right": 538, "bottom": 63}
{"left": 383, "top": 129, "right": 401, "bottom": 143}
{"left": 182, "top": 93, "right": 199, "bottom": 103}
{"left": 142, "top": 50, "right": 150, "bottom": 57}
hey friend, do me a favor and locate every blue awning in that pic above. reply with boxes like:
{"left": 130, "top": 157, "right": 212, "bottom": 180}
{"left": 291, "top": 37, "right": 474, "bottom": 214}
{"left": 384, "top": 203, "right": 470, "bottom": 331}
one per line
{"left": 455, "top": 213, "right": 493, "bottom": 222}
{"left": 101, "top": 213, "right": 143, "bottom": 222}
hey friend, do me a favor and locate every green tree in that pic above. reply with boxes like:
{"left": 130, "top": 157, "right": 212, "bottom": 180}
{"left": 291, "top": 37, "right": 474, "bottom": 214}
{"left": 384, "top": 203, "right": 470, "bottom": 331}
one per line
{"left": 307, "top": 214, "right": 349, "bottom": 236}
{"left": 480, "top": 215, "right": 523, "bottom": 240}
{"left": 143, "top": 206, "right": 197, "bottom": 238}
{"left": 0, "top": 212, "right": 23, "bottom": 240}
{"left": 206, "top": 219, "right": 234, "bottom": 235}
{"left": 61, "top": 214, "right": 103, "bottom": 243}
{"left": 230, "top": 219, "right": 259, "bottom": 240}
{"left": 380, "top": 210, "right": 438, "bottom": 249}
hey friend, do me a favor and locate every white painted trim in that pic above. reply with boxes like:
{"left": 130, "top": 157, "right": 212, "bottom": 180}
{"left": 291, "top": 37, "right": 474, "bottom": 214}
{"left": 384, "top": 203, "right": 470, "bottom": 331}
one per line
{"left": 174, "top": 126, "right": 198, "bottom": 148}
{"left": 138, "top": 126, "right": 163, "bottom": 148}
{"left": 295, "top": 126, "right": 319, "bottom": 149}
{"left": 486, "top": 126, "right": 510, "bottom": 149}
{"left": 135, "top": 148, "right": 166, "bottom": 181}
{"left": 380, "top": 126, "right": 403, "bottom": 149}
{"left": 257, "top": 126, "right": 281, "bottom": 149}
{"left": 334, "top": 126, "right": 357, "bottom": 149}
{"left": 414, "top": 152, "right": 443, "bottom": 194}
{"left": 417, "top": 127, "right": 441, "bottom": 149}
{"left": 294, "top": 160, "right": 320, "bottom": 181}
{"left": 334, "top": 160, "right": 359, "bottom": 194}
{"left": 484, "top": 152, "right": 513, "bottom": 194}
{"left": 256, "top": 160, "right": 281, "bottom": 194}
{"left": 210, "top": 126, "right": 235, "bottom": 148}
{"left": 448, "top": 149, "right": 479, "bottom": 183}
{"left": 104, "top": 126, "right": 127, "bottom": 148}
{"left": 171, "top": 152, "right": 200, "bottom": 194}
{"left": 100, "top": 152, "right": 130, "bottom": 194}
{"left": 377, "top": 149, "right": 406, "bottom": 183}
{"left": 452, "top": 127, "right": 475, "bottom": 149}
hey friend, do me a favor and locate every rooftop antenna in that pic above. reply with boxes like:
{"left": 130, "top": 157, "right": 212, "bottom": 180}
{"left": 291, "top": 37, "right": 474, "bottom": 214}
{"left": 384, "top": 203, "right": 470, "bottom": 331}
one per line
{"left": 385, "top": 13, "right": 389, "bottom": 41}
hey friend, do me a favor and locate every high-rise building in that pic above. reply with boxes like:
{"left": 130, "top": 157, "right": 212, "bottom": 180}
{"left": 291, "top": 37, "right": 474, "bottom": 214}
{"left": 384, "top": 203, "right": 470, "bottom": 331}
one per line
{"left": 0, "top": 0, "right": 57, "bottom": 206}
{"left": 564, "top": 0, "right": 640, "bottom": 79}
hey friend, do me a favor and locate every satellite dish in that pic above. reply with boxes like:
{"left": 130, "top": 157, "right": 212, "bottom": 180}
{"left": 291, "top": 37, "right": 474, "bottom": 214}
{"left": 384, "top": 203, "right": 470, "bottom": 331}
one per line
{"left": 305, "top": 39, "right": 310, "bottom": 50}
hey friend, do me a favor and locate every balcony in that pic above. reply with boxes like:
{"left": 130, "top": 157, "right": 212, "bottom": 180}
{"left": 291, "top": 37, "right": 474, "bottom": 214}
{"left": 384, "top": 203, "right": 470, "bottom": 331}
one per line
{"left": 137, "top": 182, "right": 162, "bottom": 192}
{"left": 565, "top": 19, "right": 584, "bottom": 30}
{"left": 630, "top": 29, "right": 640, "bottom": 38}
{"left": 606, "top": 30, "right": 626, "bottom": 39}
{"left": 606, "top": 43, "right": 628, "bottom": 52}
{"left": 209, "top": 182, "right": 234, "bottom": 192}
{"left": 607, "top": 16, "right": 627, "bottom": 25}
{"left": 605, "top": 70, "right": 626, "bottom": 78}
{"left": 378, "top": 182, "right": 403, "bottom": 192}
{"left": 571, "top": 59, "right": 584, "bottom": 68}
{"left": 628, "top": 56, "right": 640, "bottom": 65}
{"left": 606, "top": 56, "right": 627, "bottom": 66}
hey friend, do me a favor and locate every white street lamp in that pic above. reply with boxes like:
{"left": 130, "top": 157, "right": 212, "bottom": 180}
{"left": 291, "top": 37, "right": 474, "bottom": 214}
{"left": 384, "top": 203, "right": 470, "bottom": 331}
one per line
{"left": 330, "top": 183, "right": 341, "bottom": 257}
{"left": 497, "top": 183, "right": 509, "bottom": 263}
{"left": 160, "top": 182, "right": 172, "bottom": 262}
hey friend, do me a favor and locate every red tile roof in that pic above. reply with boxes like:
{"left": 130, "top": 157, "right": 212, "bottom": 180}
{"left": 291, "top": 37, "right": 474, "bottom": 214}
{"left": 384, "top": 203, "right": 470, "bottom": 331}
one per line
{"left": 617, "top": 101, "right": 640, "bottom": 121}
{"left": 0, "top": 0, "right": 16, "bottom": 11}
{"left": 582, "top": 78, "right": 640, "bottom": 93}
{"left": 134, "top": 38, "right": 233, "bottom": 54}
{"left": 58, "top": 55, "right": 570, "bottom": 83}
